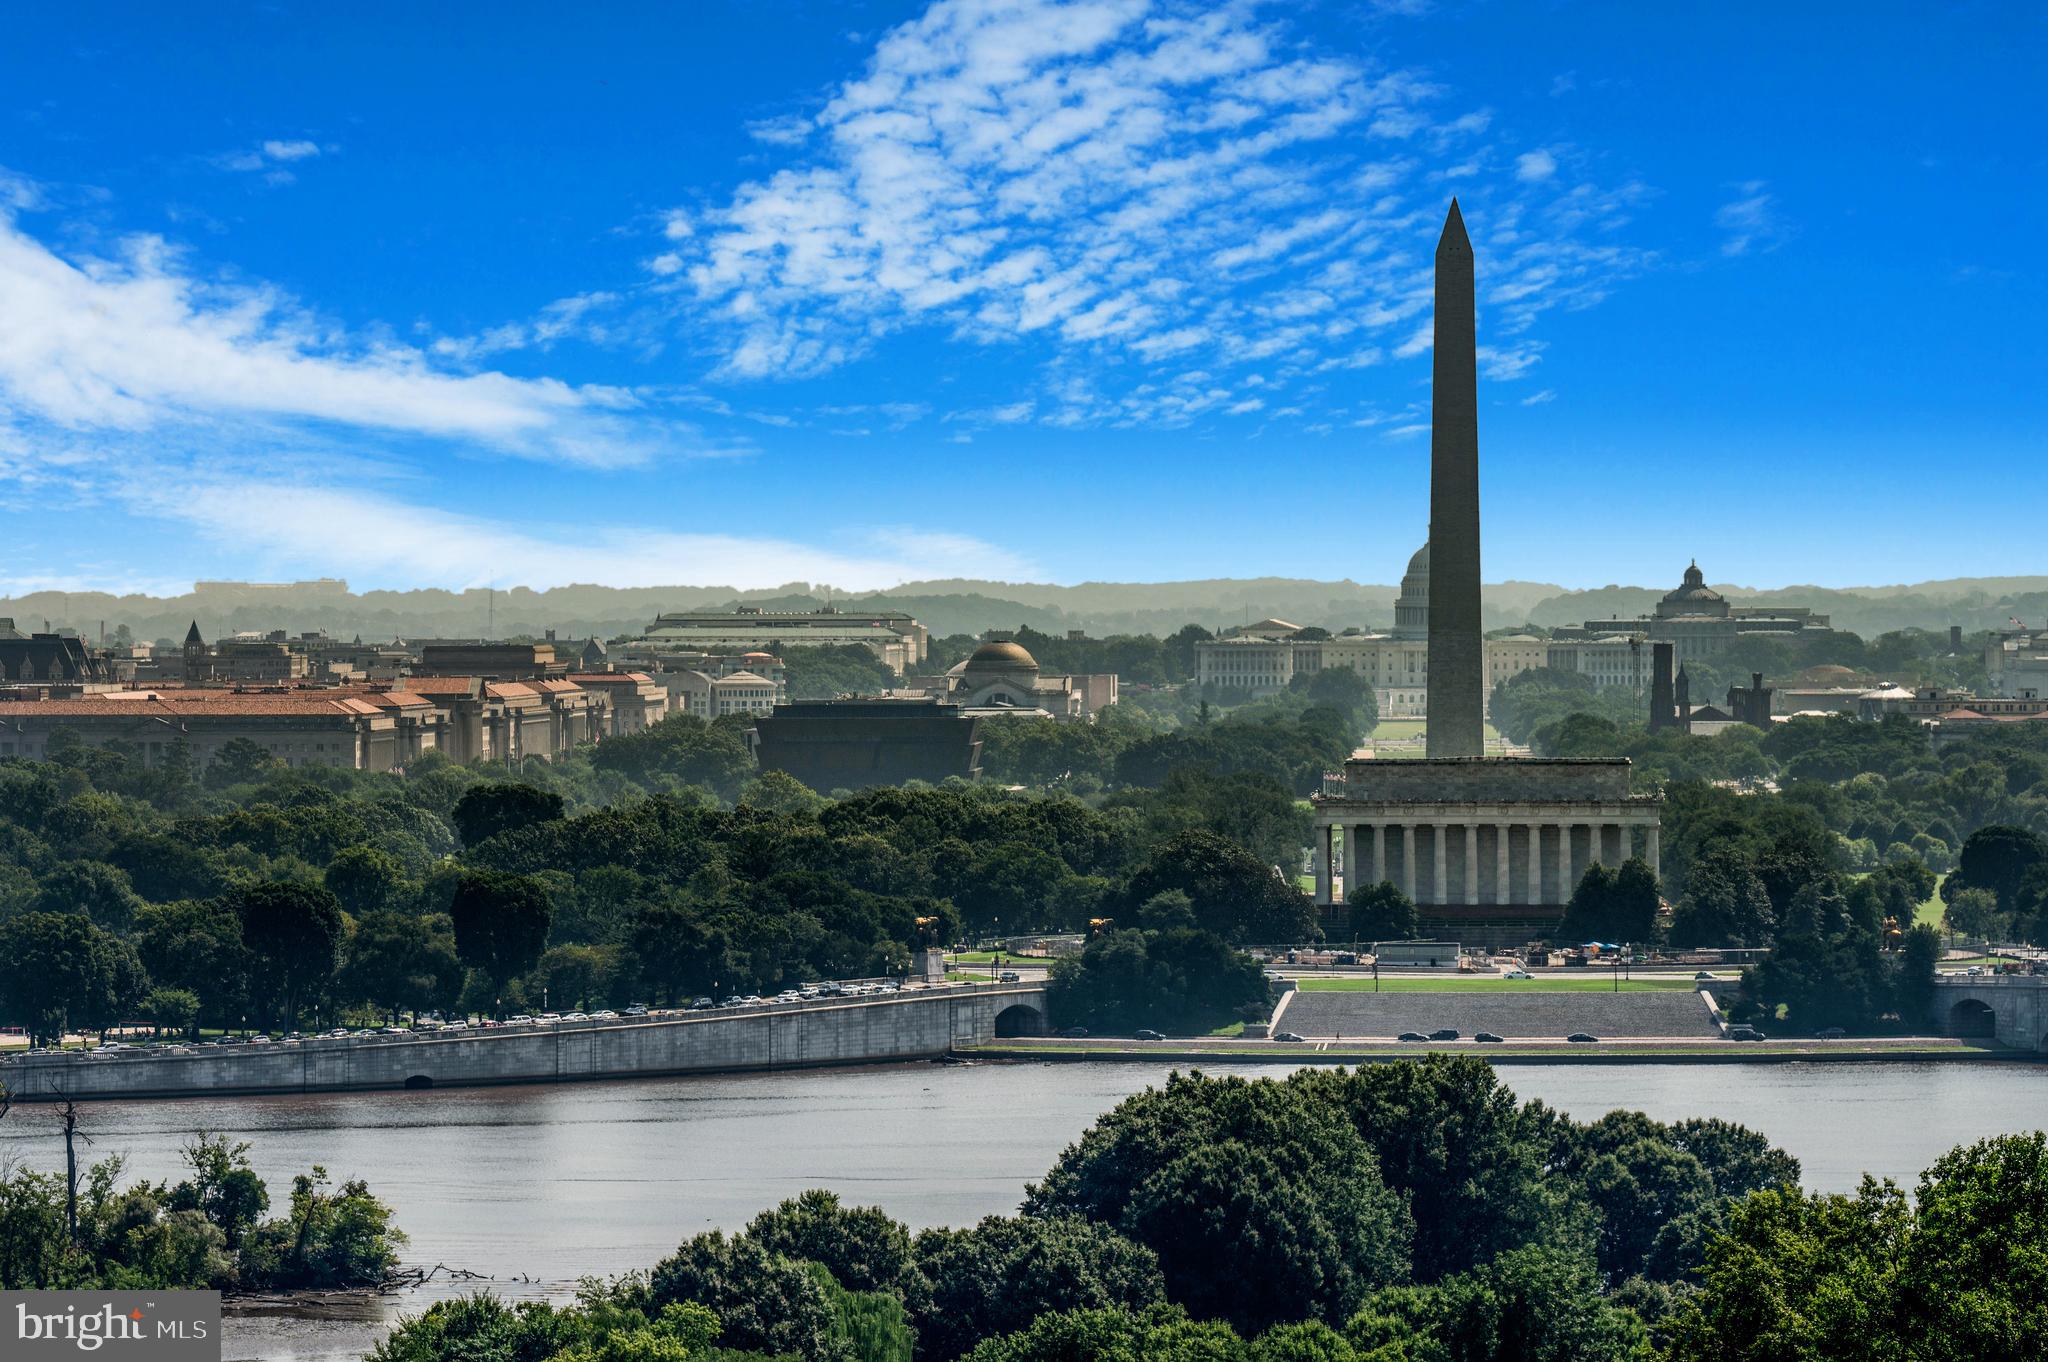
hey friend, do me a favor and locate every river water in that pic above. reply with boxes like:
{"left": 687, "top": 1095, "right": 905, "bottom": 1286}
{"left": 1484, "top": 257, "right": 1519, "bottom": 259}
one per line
{"left": 3, "top": 1059, "right": 2045, "bottom": 1361}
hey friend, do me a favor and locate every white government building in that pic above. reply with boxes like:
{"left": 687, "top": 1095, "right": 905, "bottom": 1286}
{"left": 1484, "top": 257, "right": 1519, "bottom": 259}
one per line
{"left": 1193, "top": 542, "right": 1545, "bottom": 716}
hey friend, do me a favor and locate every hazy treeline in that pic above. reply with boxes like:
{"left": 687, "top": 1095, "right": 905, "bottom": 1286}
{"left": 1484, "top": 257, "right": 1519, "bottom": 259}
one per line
{"left": 12, "top": 573, "right": 2042, "bottom": 646}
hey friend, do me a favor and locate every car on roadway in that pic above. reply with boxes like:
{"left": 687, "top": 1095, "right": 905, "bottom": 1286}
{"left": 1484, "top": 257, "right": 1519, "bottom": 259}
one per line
{"left": 1726, "top": 1025, "right": 1765, "bottom": 1041}
{"left": 1133, "top": 1029, "right": 1165, "bottom": 1041}
{"left": 589, "top": 1010, "right": 620, "bottom": 1020}
{"left": 1503, "top": 969, "right": 1531, "bottom": 980}
{"left": 1271, "top": 1032, "right": 1306, "bottom": 1043}
{"left": 1814, "top": 1027, "right": 1846, "bottom": 1040}
{"left": 1397, "top": 1031, "right": 1429, "bottom": 1042}
{"left": 1428, "top": 1028, "right": 1460, "bottom": 1041}
{"left": 1694, "top": 971, "right": 1717, "bottom": 981}
{"left": 1059, "top": 1026, "right": 1089, "bottom": 1038}
{"left": 1566, "top": 1032, "right": 1599, "bottom": 1043}
{"left": 504, "top": 1015, "right": 535, "bottom": 1025}
{"left": 998, "top": 971, "right": 1021, "bottom": 982}
{"left": 1474, "top": 1032, "right": 1506, "bottom": 1044}
{"left": 690, "top": 997, "right": 715, "bottom": 1010}
{"left": 622, "top": 1005, "right": 649, "bottom": 1017}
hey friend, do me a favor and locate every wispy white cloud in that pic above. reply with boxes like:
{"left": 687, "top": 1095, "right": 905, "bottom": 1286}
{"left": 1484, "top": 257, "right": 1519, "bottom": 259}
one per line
{"left": 1716, "top": 180, "right": 1788, "bottom": 257}
{"left": 213, "top": 138, "right": 328, "bottom": 185}
{"left": 1520, "top": 388, "right": 1556, "bottom": 405}
{"left": 92, "top": 475, "right": 1038, "bottom": 592}
{"left": 0, "top": 201, "right": 676, "bottom": 468}
{"left": 652, "top": 0, "right": 1641, "bottom": 420}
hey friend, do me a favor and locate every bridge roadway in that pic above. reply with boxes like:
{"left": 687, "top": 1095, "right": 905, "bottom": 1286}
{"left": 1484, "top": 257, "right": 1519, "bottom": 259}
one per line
{"left": 0, "top": 982, "right": 1050, "bottom": 1102}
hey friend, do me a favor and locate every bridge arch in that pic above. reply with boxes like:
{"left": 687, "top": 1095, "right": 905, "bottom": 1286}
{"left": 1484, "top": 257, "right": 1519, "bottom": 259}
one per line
{"left": 403, "top": 1074, "right": 435, "bottom": 1090}
{"left": 994, "top": 1002, "right": 1047, "bottom": 1038}
{"left": 1947, "top": 998, "right": 1996, "bottom": 1038}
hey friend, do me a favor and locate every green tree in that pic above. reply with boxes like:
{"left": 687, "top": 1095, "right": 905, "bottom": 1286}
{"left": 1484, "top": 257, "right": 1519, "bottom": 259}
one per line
{"left": 448, "top": 871, "right": 555, "bottom": 1014}
{"left": 34, "top": 860, "right": 145, "bottom": 931}
{"left": 141, "top": 986, "right": 200, "bottom": 1038}
{"left": 132, "top": 899, "right": 252, "bottom": 1031}
{"left": 450, "top": 782, "right": 566, "bottom": 849}
{"left": 1299, "top": 1056, "right": 1567, "bottom": 1282}
{"left": 338, "top": 911, "right": 462, "bottom": 1022}
{"left": 648, "top": 1230, "right": 838, "bottom": 1360}
{"left": 0, "top": 911, "right": 146, "bottom": 1045}
{"left": 1120, "top": 830, "right": 1315, "bottom": 944}
{"left": 1045, "top": 927, "right": 1270, "bottom": 1034}
{"left": 324, "top": 846, "right": 407, "bottom": 916}
{"left": 235, "top": 881, "right": 344, "bottom": 1030}
{"left": 1943, "top": 885, "right": 2005, "bottom": 941}
{"left": 910, "top": 1215, "right": 1167, "bottom": 1362}
{"left": 744, "top": 1189, "right": 914, "bottom": 1295}
{"left": 205, "top": 737, "right": 284, "bottom": 789}
{"left": 1355, "top": 1246, "right": 1653, "bottom": 1362}
{"left": 1027, "top": 1072, "right": 1410, "bottom": 1333}
{"left": 1346, "top": 881, "right": 1418, "bottom": 944}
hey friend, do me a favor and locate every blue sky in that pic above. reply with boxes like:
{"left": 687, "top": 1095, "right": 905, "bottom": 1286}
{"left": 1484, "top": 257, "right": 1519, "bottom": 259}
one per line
{"left": 2, "top": 1, "right": 2042, "bottom": 597}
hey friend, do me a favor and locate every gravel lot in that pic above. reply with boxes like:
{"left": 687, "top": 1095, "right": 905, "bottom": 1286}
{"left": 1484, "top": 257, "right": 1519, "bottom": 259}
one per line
{"left": 1279, "top": 989, "right": 1717, "bottom": 1039}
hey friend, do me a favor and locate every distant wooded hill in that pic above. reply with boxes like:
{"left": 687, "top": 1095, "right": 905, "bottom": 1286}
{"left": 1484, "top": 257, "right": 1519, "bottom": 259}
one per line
{"left": 6, "top": 575, "right": 2044, "bottom": 646}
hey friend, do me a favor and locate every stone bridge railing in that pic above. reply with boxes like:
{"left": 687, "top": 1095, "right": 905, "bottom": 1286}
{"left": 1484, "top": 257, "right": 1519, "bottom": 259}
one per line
{"left": 1932, "top": 975, "right": 2047, "bottom": 1053}
{"left": 0, "top": 982, "right": 1051, "bottom": 1103}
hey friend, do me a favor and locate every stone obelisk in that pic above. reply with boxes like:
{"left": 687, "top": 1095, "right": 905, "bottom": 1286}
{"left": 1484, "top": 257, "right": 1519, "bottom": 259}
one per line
{"left": 1425, "top": 199, "right": 1484, "bottom": 759}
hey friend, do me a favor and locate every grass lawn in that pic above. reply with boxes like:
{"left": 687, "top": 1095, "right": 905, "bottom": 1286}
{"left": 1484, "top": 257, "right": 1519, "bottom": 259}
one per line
{"left": 1368, "top": 719, "right": 1427, "bottom": 741}
{"left": 1208, "top": 1021, "right": 1247, "bottom": 1037}
{"left": 1295, "top": 976, "right": 1699, "bottom": 993}
{"left": 1916, "top": 874, "right": 1949, "bottom": 929}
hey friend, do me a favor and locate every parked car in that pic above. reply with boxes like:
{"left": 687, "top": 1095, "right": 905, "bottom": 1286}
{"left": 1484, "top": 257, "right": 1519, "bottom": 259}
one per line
{"left": 1397, "top": 1031, "right": 1429, "bottom": 1042}
{"left": 1271, "top": 1032, "right": 1306, "bottom": 1043}
{"left": 1566, "top": 1032, "right": 1599, "bottom": 1043}
{"left": 1133, "top": 1029, "right": 1165, "bottom": 1041}
{"left": 1503, "top": 969, "right": 1531, "bottom": 980}
{"left": 1815, "top": 1027, "right": 1846, "bottom": 1040}
{"left": 1474, "top": 1032, "right": 1506, "bottom": 1044}
{"left": 1726, "top": 1025, "right": 1765, "bottom": 1042}
{"left": 1058, "top": 1026, "right": 1089, "bottom": 1038}
{"left": 1428, "top": 1028, "right": 1460, "bottom": 1041}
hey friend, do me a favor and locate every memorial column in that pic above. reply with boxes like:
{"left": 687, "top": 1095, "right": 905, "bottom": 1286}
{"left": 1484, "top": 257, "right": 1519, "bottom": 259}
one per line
{"left": 1401, "top": 824, "right": 1417, "bottom": 901}
{"left": 1314, "top": 824, "right": 1332, "bottom": 905}
{"left": 1464, "top": 823, "right": 1480, "bottom": 906}
{"left": 1496, "top": 823, "right": 1513, "bottom": 906}
{"left": 1432, "top": 822, "right": 1448, "bottom": 907}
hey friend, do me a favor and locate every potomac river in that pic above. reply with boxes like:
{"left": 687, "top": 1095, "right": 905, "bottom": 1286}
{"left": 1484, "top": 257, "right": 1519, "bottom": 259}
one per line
{"left": 4, "top": 1059, "right": 2046, "bottom": 1361}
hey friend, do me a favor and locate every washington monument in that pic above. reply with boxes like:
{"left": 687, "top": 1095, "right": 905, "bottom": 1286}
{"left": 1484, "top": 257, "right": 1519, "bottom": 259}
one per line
{"left": 1425, "top": 198, "right": 1485, "bottom": 759}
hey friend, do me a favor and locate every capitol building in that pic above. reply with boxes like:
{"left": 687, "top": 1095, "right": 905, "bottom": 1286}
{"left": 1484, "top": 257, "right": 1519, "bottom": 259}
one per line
{"left": 1193, "top": 541, "right": 1546, "bottom": 717}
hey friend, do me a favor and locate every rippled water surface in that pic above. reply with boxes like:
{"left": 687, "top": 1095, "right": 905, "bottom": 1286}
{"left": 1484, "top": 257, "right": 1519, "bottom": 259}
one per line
{"left": 4, "top": 1059, "right": 2044, "bottom": 1360}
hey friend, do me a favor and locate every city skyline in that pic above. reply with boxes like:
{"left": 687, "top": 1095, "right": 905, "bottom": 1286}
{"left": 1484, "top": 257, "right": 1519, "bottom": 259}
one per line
{"left": 2, "top": 1, "right": 2042, "bottom": 596}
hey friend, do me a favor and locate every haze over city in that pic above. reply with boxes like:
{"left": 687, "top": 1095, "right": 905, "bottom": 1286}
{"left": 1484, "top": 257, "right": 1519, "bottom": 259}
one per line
{"left": 3, "top": 1, "right": 2041, "bottom": 595}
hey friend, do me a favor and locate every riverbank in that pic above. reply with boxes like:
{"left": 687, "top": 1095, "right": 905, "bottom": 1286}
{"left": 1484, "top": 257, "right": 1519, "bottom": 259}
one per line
{"left": 958, "top": 1035, "right": 2039, "bottom": 1064}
